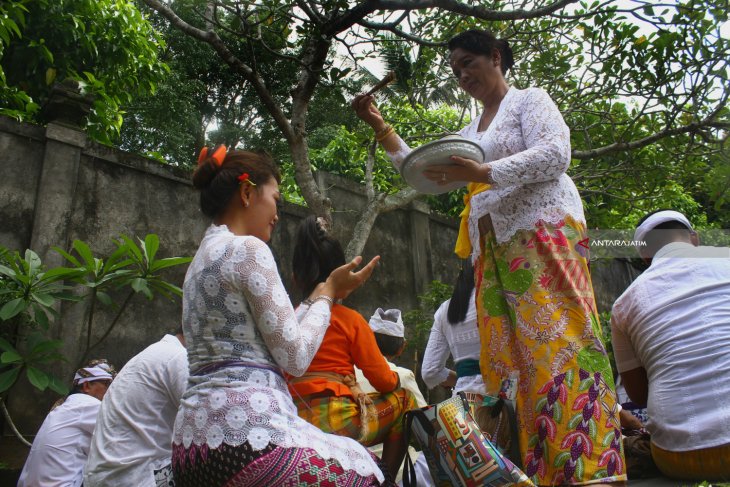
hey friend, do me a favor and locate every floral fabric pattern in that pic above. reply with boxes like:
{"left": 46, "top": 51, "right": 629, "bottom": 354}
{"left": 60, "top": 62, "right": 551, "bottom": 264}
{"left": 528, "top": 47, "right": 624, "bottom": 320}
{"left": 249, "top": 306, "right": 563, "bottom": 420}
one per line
{"left": 476, "top": 216, "right": 626, "bottom": 485}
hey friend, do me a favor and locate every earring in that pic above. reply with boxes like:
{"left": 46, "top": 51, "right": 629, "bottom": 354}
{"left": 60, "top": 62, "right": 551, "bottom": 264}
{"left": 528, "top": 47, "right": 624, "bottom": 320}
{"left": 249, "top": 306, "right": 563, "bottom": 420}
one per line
{"left": 244, "top": 201, "right": 249, "bottom": 208}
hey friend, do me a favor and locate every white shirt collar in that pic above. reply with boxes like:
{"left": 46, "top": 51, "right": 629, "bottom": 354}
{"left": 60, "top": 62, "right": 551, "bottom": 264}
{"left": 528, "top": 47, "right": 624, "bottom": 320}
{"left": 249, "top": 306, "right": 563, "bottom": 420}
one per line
{"left": 652, "top": 241, "right": 696, "bottom": 261}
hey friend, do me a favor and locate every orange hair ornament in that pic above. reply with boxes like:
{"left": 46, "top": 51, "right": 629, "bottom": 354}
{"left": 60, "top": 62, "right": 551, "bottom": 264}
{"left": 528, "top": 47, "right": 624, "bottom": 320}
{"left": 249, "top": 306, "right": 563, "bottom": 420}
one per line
{"left": 197, "top": 145, "right": 227, "bottom": 167}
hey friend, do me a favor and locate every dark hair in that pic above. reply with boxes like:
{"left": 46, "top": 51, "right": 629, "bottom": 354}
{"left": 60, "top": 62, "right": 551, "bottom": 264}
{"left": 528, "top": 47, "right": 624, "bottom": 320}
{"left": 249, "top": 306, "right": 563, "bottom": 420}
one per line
{"left": 192, "top": 149, "right": 281, "bottom": 218}
{"left": 447, "top": 29, "right": 514, "bottom": 75}
{"left": 292, "top": 215, "right": 346, "bottom": 298}
{"left": 447, "top": 259, "right": 475, "bottom": 325}
{"left": 373, "top": 333, "right": 405, "bottom": 358}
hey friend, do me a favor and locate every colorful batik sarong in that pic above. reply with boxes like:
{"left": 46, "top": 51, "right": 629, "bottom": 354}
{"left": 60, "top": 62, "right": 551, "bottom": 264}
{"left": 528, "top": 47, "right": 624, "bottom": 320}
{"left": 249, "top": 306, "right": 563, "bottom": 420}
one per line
{"left": 293, "top": 389, "right": 417, "bottom": 447}
{"left": 171, "top": 441, "right": 383, "bottom": 487}
{"left": 475, "top": 215, "right": 626, "bottom": 485}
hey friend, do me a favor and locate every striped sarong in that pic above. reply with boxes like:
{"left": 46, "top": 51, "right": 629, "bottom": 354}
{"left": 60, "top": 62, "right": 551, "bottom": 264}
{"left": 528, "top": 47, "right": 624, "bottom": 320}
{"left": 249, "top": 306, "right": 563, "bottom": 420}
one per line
{"left": 293, "top": 389, "right": 417, "bottom": 447}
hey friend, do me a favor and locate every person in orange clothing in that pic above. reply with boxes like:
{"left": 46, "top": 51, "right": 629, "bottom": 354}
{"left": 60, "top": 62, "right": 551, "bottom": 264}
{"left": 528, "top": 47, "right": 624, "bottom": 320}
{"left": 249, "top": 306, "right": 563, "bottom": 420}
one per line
{"left": 289, "top": 215, "right": 418, "bottom": 480}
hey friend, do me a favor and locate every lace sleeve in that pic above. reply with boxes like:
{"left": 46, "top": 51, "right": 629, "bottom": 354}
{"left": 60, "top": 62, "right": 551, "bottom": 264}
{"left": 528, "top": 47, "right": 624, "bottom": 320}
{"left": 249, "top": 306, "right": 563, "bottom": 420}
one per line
{"left": 421, "top": 304, "right": 452, "bottom": 389}
{"left": 384, "top": 135, "right": 412, "bottom": 172}
{"left": 489, "top": 88, "right": 571, "bottom": 187}
{"left": 236, "top": 237, "right": 330, "bottom": 377}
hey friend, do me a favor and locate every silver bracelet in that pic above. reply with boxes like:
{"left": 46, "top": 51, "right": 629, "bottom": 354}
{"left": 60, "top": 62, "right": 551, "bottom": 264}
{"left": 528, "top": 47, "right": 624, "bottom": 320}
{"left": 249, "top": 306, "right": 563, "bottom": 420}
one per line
{"left": 311, "top": 295, "right": 334, "bottom": 307}
{"left": 302, "top": 298, "right": 314, "bottom": 306}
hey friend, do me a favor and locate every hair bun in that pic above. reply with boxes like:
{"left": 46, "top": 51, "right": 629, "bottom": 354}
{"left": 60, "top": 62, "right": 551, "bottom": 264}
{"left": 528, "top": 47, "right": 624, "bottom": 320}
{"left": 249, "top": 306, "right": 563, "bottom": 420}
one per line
{"left": 499, "top": 39, "right": 515, "bottom": 72}
{"left": 192, "top": 159, "right": 219, "bottom": 190}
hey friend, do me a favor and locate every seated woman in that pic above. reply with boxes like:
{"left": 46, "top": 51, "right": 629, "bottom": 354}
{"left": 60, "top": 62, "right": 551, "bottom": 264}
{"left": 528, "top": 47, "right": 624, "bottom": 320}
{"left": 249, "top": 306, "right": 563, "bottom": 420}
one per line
{"left": 171, "top": 147, "right": 387, "bottom": 486}
{"left": 288, "top": 215, "right": 418, "bottom": 479}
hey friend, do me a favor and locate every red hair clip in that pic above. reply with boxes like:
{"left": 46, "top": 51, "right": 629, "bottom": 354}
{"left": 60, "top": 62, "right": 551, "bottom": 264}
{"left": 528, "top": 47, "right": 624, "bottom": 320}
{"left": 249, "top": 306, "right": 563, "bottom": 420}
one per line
{"left": 197, "top": 144, "right": 227, "bottom": 167}
{"left": 237, "top": 172, "right": 257, "bottom": 186}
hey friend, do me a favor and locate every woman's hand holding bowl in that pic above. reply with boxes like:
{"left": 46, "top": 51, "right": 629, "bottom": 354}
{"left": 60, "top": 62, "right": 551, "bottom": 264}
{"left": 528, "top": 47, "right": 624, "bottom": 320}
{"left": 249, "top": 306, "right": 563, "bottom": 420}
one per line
{"left": 423, "top": 155, "right": 493, "bottom": 186}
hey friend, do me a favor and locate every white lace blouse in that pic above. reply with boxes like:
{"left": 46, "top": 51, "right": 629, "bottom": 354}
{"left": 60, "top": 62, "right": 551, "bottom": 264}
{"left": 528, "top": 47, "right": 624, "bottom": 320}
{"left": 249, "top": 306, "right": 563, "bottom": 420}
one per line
{"left": 388, "top": 87, "right": 586, "bottom": 255}
{"left": 172, "top": 224, "right": 383, "bottom": 481}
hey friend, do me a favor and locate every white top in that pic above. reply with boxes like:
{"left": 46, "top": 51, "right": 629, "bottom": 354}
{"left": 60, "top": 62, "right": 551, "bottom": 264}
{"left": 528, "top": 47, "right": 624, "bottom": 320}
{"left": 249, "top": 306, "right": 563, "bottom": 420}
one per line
{"left": 173, "top": 225, "right": 383, "bottom": 481}
{"left": 421, "top": 293, "right": 487, "bottom": 395}
{"left": 18, "top": 393, "right": 101, "bottom": 487}
{"left": 355, "top": 362, "right": 428, "bottom": 408}
{"left": 611, "top": 242, "right": 730, "bottom": 451}
{"left": 388, "top": 87, "right": 585, "bottom": 252}
{"left": 84, "top": 334, "right": 189, "bottom": 487}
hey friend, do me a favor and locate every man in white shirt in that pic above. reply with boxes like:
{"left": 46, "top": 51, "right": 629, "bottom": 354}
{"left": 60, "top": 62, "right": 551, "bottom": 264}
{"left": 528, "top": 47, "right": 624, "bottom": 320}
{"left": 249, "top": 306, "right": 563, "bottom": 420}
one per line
{"left": 610, "top": 210, "right": 730, "bottom": 481}
{"left": 84, "top": 332, "right": 188, "bottom": 487}
{"left": 18, "top": 361, "right": 115, "bottom": 487}
{"left": 356, "top": 308, "right": 427, "bottom": 408}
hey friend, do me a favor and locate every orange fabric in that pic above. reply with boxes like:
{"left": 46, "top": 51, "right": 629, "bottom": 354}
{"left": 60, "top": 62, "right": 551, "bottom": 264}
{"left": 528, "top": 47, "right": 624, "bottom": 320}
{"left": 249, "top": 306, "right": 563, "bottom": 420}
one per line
{"left": 287, "top": 304, "right": 398, "bottom": 399}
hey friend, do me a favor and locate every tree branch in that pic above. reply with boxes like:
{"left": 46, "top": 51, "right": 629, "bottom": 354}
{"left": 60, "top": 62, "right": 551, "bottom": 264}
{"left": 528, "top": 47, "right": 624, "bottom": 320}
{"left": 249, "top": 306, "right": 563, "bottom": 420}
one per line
{"left": 573, "top": 103, "right": 729, "bottom": 159}
{"left": 140, "top": 0, "right": 295, "bottom": 142}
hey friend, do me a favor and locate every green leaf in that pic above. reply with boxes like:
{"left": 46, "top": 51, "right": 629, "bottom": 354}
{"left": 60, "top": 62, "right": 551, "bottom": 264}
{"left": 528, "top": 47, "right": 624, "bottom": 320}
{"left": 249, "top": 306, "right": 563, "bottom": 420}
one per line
{"left": 0, "top": 337, "right": 16, "bottom": 352}
{"left": 96, "top": 291, "right": 113, "bottom": 306}
{"left": 0, "top": 297, "right": 27, "bottom": 320}
{"left": 143, "top": 234, "right": 159, "bottom": 263}
{"left": 24, "top": 249, "right": 41, "bottom": 275}
{"left": 0, "top": 264, "right": 16, "bottom": 278}
{"left": 130, "top": 278, "right": 152, "bottom": 299}
{"left": 32, "top": 303, "right": 50, "bottom": 329}
{"left": 47, "top": 374, "right": 69, "bottom": 395}
{"left": 0, "top": 350, "right": 22, "bottom": 364}
{"left": 149, "top": 256, "right": 192, "bottom": 272}
{"left": 72, "top": 240, "right": 95, "bottom": 268}
{"left": 120, "top": 235, "right": 143, "bottom": 263}
{"left": 26, "top": 366, "right": 50, "bottom": 391}
{"left": 0, "top": 367, "right": 21, "bottom": 393}
{"left": 53, "top": 247, "right": 81, "bottom": 268}
{"left": 30, "top": 339, "right": 63, "bottom": 357}
{"left": 31, "top": 292, "right": 55, "bottom": 307}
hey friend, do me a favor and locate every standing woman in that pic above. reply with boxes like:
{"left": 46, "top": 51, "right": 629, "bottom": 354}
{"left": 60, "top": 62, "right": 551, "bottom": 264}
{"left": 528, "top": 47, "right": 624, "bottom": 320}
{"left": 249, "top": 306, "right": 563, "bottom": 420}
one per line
{"left": 353, "top": 30, "right": 625, "bottom": 486}
{"left": 172, "top": 147, "right": 386, "bottom": 486}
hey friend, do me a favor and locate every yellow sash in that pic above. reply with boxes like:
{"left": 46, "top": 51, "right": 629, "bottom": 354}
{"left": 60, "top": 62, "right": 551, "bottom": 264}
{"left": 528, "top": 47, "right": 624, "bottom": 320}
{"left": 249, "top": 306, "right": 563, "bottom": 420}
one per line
{"left": 454, "top": 182, "right": 490, "bottom": 258}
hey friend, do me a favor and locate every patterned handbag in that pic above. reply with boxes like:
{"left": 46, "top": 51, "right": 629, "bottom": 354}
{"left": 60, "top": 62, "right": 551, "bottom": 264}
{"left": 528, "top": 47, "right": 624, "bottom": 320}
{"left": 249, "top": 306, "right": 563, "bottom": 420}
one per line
{"left": 402, "top": 392, "right": 533, "bottom": 487}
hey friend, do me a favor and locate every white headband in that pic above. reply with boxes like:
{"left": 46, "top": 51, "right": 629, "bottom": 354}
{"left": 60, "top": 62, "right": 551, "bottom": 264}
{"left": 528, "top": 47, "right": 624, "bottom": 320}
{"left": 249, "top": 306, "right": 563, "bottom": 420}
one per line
{"left": 634, "top": 210, "right": 693, "bottom": 251}
{"left": 73, "top": 366, "right": 113, "bottom": 385}
{"left": 368, "top": 308, "right": 404, "bottom": 337}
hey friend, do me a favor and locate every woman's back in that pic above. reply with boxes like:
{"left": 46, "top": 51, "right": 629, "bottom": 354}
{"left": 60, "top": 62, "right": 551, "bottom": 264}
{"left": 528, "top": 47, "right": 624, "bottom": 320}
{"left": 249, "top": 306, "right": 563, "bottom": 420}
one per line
{"left": 288, "top": 304, "right": 398, "bottom": 399}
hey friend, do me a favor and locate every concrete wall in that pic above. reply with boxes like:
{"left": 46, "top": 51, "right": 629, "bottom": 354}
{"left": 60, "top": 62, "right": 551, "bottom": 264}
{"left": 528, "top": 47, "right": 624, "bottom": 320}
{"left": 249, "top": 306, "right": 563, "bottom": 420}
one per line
{"left": 0, "top": 110, "right": 637, "bottom": 435}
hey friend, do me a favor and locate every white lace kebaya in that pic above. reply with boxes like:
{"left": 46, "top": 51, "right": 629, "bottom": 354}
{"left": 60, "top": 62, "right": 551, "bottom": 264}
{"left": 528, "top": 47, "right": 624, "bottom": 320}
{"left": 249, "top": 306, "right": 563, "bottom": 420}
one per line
{"left": 387, "top": 87, "right": 586, "bottom": 257}
{"left": 172, "top": 224, "right": 383, "bottom": 482}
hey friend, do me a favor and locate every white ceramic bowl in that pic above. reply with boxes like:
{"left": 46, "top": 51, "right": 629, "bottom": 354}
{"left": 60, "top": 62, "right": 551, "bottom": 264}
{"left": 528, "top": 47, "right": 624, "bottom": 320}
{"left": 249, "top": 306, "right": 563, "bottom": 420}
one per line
{"left": 400, "top": 135, "right": 484, "bottom": 194}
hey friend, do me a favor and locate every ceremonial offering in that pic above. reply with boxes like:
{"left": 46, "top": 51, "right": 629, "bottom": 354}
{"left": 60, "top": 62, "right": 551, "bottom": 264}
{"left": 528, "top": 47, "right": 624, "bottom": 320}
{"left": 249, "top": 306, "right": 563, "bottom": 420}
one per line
{"left": 400, "top": 135, "right": 484, "bottom": 194}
